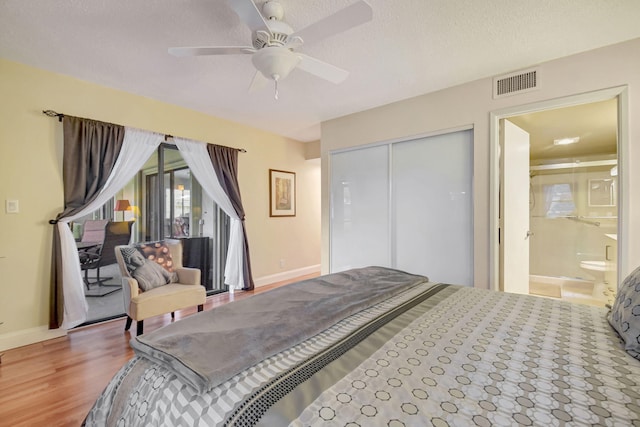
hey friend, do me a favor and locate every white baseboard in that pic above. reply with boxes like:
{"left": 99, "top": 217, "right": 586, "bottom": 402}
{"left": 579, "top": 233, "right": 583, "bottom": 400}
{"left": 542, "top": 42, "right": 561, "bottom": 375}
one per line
{"left": 0, "top": 325, "right": 67, "bottom": 352}
{"left": 254, "top": 264, "right": 321, "bottom": 288}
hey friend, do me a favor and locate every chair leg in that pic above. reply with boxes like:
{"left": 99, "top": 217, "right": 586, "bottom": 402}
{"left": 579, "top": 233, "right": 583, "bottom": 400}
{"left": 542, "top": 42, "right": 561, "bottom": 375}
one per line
{"left": 137, "top": 320, "right": 144, "bottom": 336}
{"left": 171, "top": 312, "right": 175, "bottom": 320}
{"left": 94, "top": 264, "right": 113, "bottom": 284}
{"left": 198, "top": 304, "right": 204, "bottom": 312}
{"left": 124, "top": 316, "right": 133, "bottom": 331}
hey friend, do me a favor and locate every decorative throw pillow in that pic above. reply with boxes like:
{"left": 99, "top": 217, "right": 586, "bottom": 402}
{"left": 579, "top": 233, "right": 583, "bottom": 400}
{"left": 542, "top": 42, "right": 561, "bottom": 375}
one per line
{"left": 120, "top": 246, "right": 143, "bottom": 275}
{"left": 136, "top": 241, "right": 179, "bottom": 283}
{"left": 607, "top": 265, "right": 640, "bottom": 360}
{"left": 132, "top": 258, "right": 173, "bottom": 291}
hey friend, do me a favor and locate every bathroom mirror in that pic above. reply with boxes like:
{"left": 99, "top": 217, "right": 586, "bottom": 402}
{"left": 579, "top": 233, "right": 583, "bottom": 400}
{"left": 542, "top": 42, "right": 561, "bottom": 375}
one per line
{"left": 588, "top": 178, "right": 616, "bottom": 207}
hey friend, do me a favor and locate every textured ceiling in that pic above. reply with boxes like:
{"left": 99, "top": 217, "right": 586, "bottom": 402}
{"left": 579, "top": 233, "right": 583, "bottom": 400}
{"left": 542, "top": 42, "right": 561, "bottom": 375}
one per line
{"left": 1, "top": 0, "right": 640, "bottom": 142}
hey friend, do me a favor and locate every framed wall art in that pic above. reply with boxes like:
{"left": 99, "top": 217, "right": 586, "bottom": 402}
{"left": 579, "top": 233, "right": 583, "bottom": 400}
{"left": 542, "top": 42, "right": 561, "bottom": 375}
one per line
{"left": 269, "top": 169, "right": 296, "bottom": 217}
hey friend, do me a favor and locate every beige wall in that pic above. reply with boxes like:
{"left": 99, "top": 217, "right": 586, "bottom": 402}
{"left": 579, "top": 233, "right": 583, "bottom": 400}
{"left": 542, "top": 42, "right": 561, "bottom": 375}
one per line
{"left": 0, "top": 59, "right": 320, "bottom": 347}
{"left": 321, "top": 38, "right": 640, "bottom": 288}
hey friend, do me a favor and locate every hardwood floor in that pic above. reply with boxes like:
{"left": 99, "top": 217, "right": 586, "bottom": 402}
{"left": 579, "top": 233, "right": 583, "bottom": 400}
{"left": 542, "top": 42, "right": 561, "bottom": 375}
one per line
{"left": 0, "top": 273, "right": 318, "bottom": 427}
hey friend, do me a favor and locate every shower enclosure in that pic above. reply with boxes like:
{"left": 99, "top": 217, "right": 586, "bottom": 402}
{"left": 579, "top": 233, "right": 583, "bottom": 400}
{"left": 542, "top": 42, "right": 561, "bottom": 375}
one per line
{"left": 528, "top": 159, "right": 618, "bottom": 307}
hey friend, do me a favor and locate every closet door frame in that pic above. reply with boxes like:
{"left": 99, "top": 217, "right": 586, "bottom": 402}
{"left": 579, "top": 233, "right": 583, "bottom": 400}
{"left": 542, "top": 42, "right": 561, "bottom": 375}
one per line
{"left": 329, "top": 125, "right": 474, "bottom": 281}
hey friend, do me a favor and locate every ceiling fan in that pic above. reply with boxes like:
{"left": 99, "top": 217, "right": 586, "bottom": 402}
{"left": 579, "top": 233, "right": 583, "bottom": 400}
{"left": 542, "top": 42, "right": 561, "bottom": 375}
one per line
{"left": 168, "top": 0, "right": 373, "bottom": 98}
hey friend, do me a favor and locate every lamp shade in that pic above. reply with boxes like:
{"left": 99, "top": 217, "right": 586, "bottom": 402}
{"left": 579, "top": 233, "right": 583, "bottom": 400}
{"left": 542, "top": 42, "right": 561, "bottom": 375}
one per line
{"left": 114, "top": 199, "right": 131, "bottom": 212}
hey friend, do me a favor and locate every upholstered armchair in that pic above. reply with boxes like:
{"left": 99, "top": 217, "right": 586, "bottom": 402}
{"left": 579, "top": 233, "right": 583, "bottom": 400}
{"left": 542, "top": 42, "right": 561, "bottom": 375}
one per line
{"left": 114, "top": 239, "right": 206, "bottom": 335}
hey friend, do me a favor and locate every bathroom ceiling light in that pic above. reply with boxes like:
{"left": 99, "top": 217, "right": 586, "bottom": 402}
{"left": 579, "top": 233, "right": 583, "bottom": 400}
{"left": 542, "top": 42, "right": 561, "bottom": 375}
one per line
{"left": 553, "top": 136, "right": 580, "bottom": 146}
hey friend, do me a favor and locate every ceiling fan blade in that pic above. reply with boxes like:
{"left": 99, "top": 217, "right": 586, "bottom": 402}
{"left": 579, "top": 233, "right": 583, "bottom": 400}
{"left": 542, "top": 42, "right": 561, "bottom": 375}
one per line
{"left": 248, "top": 70, "right": 269, "bottom": 92}
{"left": 168, "top": 46, "right": 255, "bottom": 57}
{"left": 290, "top": 0, "right": 372, "bottom": 46}
{"left": 296, "top": 53, "right": 349, "bottom": 84}
{"left": 228, "top": 0, "right": 271, "bottom": 33}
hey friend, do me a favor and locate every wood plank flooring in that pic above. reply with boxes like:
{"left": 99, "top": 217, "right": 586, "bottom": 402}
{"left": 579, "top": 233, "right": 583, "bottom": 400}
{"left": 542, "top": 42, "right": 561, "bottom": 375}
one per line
{"left": 0, "top": 273, "right": 318, "bottom": 427}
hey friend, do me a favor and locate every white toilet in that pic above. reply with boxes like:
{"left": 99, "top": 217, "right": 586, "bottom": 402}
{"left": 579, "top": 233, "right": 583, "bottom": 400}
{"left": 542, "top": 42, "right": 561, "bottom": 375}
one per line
{"left": 579, "top": 260, "right": 607, "bottom": 284}
{"left": 580, "top": 260, "right": 609, "bottom": 298}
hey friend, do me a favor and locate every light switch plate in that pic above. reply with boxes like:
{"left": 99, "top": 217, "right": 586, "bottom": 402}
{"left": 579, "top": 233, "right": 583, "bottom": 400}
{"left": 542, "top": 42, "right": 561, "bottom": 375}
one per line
{"left": 5, "top": 200, "right": 19, "bottom": 214}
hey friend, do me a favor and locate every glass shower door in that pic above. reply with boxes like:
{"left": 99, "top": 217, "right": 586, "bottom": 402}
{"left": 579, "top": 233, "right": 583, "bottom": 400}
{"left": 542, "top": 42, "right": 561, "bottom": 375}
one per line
{"left": 529, "top": 164, "right": 618, "bottom": 307}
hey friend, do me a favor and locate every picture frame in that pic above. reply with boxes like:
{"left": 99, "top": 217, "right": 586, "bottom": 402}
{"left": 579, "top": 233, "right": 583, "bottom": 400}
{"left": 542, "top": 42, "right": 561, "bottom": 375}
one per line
{"left": 269, "top": 169, "right": 296, "bottom": 217}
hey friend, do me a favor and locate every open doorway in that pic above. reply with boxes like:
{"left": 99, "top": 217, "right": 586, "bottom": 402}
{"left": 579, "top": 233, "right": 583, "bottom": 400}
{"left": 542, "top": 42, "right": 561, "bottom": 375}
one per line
{"left": 491, "top": 87, "right": 627, "bottom": 307}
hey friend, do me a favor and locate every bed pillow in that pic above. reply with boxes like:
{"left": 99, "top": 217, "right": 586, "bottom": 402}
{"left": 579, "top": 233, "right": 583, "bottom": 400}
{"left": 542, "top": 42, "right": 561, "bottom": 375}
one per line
{"left": 136, "top": 241, "right": 179, "bottom": 283}
{"left": 607, "top": 265, "right": 640, "bottom": 359}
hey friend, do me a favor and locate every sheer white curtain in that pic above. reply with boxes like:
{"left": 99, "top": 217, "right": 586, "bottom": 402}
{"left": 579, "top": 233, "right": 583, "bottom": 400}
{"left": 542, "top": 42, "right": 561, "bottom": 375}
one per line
{"left": 173, "top": 137, "right": 245, "bottom": 290}
{"left": 59, "top": 128, "right": 162, "bottom": 329}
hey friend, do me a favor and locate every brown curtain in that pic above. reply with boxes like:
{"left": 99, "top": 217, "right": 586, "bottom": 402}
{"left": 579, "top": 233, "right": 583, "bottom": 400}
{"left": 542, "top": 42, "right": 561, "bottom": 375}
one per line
{"left": 49, "top": 116, "right": 124, "bottom": 328}
{"left": 207, "top": 144, "right": 255, "bottom": 290}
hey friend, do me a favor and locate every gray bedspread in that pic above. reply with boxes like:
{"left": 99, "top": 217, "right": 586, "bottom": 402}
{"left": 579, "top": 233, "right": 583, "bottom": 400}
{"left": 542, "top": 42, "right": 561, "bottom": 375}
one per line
{"left": 130, "top": 266, "right": 427, "bottom": 393}
{"left": 85, "top": 275, "right": 640, "bottom": 426}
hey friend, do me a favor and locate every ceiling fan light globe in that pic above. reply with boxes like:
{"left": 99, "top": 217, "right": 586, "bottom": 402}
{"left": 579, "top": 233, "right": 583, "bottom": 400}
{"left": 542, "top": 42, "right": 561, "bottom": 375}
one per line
{"left": 252, "top": 46, "right": 300, "bottom": 81}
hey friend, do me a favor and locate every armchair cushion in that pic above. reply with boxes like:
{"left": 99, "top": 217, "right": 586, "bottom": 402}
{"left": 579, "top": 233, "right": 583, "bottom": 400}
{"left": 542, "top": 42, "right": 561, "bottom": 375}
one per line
{"left": 133, "top": 259, "right": 173, "bottom": 291}
{"left": 136, "top": 241, "right": 179, "bottom": 283}
{"left": 119, "top": 246, "right": 141, "bottom": 274}
{"left": 130, "top": 283, "right": 205, "bottom": 320}
{"left": 120, "top": 247, "right": 172, "bottom": 291}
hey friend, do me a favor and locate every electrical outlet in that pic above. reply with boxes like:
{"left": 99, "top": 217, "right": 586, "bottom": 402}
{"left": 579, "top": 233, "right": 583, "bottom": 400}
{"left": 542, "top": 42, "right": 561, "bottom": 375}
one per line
{"left": 5, "top": 200, "right": 19, "bottom": 214}
{"left": 279, "top": 259, "right": 285, "bottom": 269}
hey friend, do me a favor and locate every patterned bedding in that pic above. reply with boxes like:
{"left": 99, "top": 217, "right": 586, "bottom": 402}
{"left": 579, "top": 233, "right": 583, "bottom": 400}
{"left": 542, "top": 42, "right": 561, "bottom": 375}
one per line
{"left": 84, "top": 271, "right": 640, "bottom": 426}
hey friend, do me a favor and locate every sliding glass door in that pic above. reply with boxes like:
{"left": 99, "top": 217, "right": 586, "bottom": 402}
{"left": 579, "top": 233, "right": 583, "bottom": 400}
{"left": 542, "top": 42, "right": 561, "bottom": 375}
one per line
{"left": 145, "top": 167, "right": 194, "bottom": 240}
{"left": 141, "top": 144, "right": 229, "bottom": 293}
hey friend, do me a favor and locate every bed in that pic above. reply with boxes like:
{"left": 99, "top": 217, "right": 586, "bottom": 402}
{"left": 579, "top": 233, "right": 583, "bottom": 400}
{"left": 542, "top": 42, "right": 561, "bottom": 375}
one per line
{"left": 83, "top": 266, "right": 640, "bottom": 426}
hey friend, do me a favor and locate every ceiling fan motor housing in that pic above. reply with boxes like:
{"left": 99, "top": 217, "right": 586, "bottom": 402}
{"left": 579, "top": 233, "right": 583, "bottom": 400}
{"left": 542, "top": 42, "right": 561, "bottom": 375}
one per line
{"left": 252, "top": 17, "right": 293, "bottom": 49}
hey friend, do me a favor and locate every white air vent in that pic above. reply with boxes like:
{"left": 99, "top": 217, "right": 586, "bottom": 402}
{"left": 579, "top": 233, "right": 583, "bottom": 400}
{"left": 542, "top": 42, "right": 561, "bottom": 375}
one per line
{"left": 493, "top": 68, "right": 538, "bottom": 99}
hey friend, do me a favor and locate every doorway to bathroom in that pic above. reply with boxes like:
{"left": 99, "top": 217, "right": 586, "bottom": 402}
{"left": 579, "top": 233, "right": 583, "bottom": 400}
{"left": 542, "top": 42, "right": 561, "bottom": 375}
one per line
{"left": 494, "top": 90, "right": 625, "bottom": 307}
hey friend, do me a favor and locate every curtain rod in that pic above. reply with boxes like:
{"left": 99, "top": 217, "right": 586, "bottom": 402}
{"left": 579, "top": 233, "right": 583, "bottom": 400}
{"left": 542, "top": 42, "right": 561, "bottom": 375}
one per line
{"left": 42, "top": 110, "right": 247, "bottom": 153}
{"left": 163, "top": 134, "right": 247, "bottom": 153}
